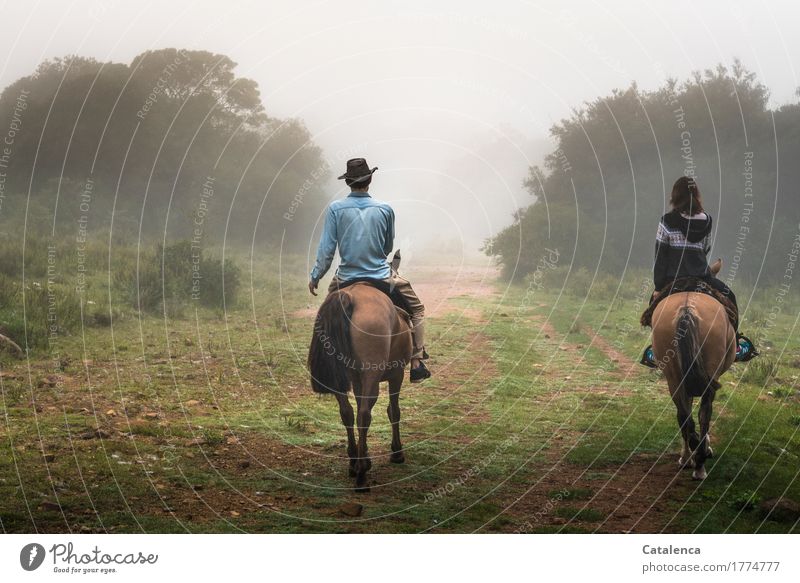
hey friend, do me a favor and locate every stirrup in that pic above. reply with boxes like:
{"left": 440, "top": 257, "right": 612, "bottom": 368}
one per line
{"left": 736, "top": 334, "right": 759, "bottom": 362}
{"left": 639, "top": 345, "right": 657, "bottom": 368}
{"left": 410, "top": 361, "right": 431, "bottom": 383}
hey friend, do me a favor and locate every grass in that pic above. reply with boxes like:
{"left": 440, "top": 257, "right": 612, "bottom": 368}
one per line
{"left": 549, "top": 487, "right": 593, "bottom": 500}
{"left": 740, "top": 357, "right": 781, "bottom": 385}
{"left": 1, "top": 259, "right": 799, "bottom": 533}
{"left": 499, "top": 278, "right": 800, "bottom": 534}
{"left": 554, "top": 506, "right": 605, "bottom": 522}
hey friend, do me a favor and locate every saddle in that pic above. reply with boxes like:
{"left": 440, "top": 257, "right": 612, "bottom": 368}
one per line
{"left": 331, "top": 251, "right": 412, "bottom": 317}
{"left": 334, "top": 277, "right": 411, "bottom": 315}
{"left": 640, "top": 276, "right": 738, "bottom": 329}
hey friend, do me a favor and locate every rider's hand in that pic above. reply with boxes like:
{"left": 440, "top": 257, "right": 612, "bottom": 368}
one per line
{"left": 308, "top": 279, "right": 318, "bottom": 296}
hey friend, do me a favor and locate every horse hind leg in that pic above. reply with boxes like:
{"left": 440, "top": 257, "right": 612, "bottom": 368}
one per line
{"left": 334, "top": 391, "right": 357, "bottom": 477}
{"left": 694, "top": 387, "right": 717, "bottom": 480}
{"left": 354, "top": 373, "right": 380, "bottom": 492}
{"left": 387, "top": 370, "right": 404, "bottom": 464}
{"left": 700, "top": 381, "right": 717, "bottom": 460}
{"left": 679, "top": 439, "right": 694, "bottom": 469}
{"left": 674, "top": 392, "right": 701, "bottom": 472}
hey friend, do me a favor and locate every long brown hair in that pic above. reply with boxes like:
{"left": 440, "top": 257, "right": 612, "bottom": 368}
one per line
{"left": 670, "top": 176, "right": 704, "bottom": 214}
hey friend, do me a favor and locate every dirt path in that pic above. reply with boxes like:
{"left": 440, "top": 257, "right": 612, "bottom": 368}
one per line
{"left": 535, "top": 318, "right": 639, "bottom": 379}
{"left": 292, "top": 263, "right": 498, "bottom": 320}
{"left": 582, "top": 324, "right": 641, "bottom": 378}
{"left": 479, "top": 319, "right": 687, "bottom": 532}
{"left": 495, "top": 452, "right": 692, "bottom": 533}
{"left": 409, "top": 263, "right": 499, "bottom": 317}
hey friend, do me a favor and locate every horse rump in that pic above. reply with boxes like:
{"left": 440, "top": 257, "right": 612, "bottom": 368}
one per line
{"left": 675, "top": 306, "right": 720, "bottom": 398}
{"left": 308, "top": 290, "right": 355, "bottom": 394}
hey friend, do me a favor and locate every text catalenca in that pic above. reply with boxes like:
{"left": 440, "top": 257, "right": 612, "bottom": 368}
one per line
{"left": 642, "top": 544, "right": 700, "bottom": 555}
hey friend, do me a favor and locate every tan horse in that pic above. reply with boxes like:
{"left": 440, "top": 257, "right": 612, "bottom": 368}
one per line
{"left": 308, "top": 283, "right": 412, "bottom": 491}
{"left": 651, "top": 261, "right": 736, "bottom": 480}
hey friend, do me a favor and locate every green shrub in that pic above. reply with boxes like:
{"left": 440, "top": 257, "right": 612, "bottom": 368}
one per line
{"left": 728, "top": 490, "right": 761, "bottom": 511}
{"left": 0, "top": 234, "right": 243, "bottom": 351}
{"left": 538, "top": 265, "right": 568, "bottom": 291}
{"left": 740, "top": 356, "right": 780, "bottom": 386}
{"left": 0, "top": 276, "right": 82, "bottom": 349}
{"left": 563, "top": 267, "right": 593, "bottom": 297}
{"left": 111, "top": 240, "right": 241, "bottom": 314}
{"left": 769, "top": 386, "right": 795, "bottom": 400}
{"left": 198, "top": 255, "right": 241, "bottom": 309}
{"left": 112, "top": 251, "right": 163, "bottom": 313}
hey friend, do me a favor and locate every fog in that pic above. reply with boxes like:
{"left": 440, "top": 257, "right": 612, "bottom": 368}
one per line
{"left": 2, "top": 0, "right": 799, "bottom": 259}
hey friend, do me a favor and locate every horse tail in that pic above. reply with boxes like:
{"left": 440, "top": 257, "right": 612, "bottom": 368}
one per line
{"left": 308, "top": 290, "right": 354, "bottom": 395}
{"left": 676, "top": 306, "right": 719, "bottom": 399}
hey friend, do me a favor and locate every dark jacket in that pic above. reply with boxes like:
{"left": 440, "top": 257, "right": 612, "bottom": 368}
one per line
{"left": 653, "top": 210, "right": 713, "bottom": 289}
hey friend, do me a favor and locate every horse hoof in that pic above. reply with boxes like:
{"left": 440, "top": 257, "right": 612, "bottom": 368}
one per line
{"left": 692, "top": 468, "right": 707, "bottom": 480}
{"left": 390, "top": 451, "right": 405, "bottom": 464}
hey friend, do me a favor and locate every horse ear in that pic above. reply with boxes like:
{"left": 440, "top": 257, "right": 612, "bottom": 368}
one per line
{"left": 709, "top": 258, "right": 722, "bottom": 275}
{"left": 391, "top": 250, "right": 401, "bottom": 272}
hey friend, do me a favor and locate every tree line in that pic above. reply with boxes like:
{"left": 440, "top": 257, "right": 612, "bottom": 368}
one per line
{"left": 0, "top": 49, "right": 328, "bottom": 249}
{"left": 486, "top": 62, "right": 800, "bottom": 288}
{"left": 0, "top": 49, "right": 332, "bottom": 349}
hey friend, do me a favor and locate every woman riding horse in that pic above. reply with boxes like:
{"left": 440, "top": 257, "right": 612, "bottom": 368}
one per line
{"left": 655, "top": 177, "right": 737, "bottom": 324}
{"left": 646, "top": 176, "right": 756, "bottom": 479}
{"left": 642, "top": 176, "right": 757, "bottom": 365}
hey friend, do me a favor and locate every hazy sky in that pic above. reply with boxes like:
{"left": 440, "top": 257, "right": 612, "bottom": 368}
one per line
{"left": 2, "top": 0, "right": 798, "bottom": 253}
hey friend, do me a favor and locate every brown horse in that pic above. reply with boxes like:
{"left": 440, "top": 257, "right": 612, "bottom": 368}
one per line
{"left": 308, "top": 283, "right": 412, "bottom": 491}
{"left": 651, "top": 262, "right": 736, "bottom": 480}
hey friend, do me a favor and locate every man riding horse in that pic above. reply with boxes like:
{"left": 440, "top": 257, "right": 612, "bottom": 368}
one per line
{"left": 309, "top": 157, "right": 431, "bottom": 383}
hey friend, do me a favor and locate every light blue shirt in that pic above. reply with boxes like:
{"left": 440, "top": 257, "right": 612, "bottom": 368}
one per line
{"left": 310, "top": 192, "right": 395, "bottom": 283}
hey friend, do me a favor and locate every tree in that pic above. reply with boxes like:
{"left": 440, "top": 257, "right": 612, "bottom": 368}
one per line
{"left": 487, "top": 63, "right": 790, "bottom": 285}
{"left": 0, "top": 49, "right": 328, "bottom": 250}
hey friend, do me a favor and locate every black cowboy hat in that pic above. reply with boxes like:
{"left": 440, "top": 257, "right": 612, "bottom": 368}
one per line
{"left": 337, "top": 158, "right": 378, "bottom": 182}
